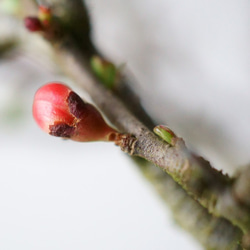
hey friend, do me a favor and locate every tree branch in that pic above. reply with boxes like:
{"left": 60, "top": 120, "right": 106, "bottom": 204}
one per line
{"left": 52, "top": 35, "right": 250, "bottom": 233}
{"left": 4, "top": 0, "right": 250, "bottom": 247}
{"left": 137, "top": 159, "right": 242, "bottom": 249}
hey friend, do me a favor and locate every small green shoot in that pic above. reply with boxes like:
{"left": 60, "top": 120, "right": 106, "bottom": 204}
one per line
{"left": 153, "top": 125, "right": 176, "bottom": 146}
{"left": 90, "top": 56, "right": 118, "bottom": 89}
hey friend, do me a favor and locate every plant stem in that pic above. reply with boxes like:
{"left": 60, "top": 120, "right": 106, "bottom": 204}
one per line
{"left": 5, "top": 0, "right": 250, "bottom": 247}
{"left": 52, "top": 36, "right": 250, "bottom": 233}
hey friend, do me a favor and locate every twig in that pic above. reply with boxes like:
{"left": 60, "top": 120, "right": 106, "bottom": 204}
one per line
{"left": 137, "top": 159, "right": 242, "bottom": 249}
{"left": 52, "top": 36, "right": 250, "bottom": 233}
{"left": 24, "top": 0, "right": 250, "bottom": 236}
{"left": 4, "top": 0, "right": 250, "bottom": 247}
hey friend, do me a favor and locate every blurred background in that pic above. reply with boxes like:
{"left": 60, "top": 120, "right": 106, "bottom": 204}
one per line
{"left": 0, "top": 0, "right": 248, "bottom": 249}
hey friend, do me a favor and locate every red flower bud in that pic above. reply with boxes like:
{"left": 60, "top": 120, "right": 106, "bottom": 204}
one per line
{"left": 33, "top": 83, "right": 118, "bottom": 142}
{"left": 24, "top": 17, "right": 43, "bottom": 32}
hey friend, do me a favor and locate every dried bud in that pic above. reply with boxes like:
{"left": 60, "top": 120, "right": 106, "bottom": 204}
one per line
{"left": 153, "top": 125, "right": 177, "bottom": 146}
{"left": 24, "top": 17, "right": 43, "bottom": 32}
{"left": 33, "top": 82, "right": 118, "bottom": 142}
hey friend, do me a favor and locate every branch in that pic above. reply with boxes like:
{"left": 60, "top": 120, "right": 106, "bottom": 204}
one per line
{"left": 4, "top": 0, "right": 250, "bottom": 247}
{"left": 52, "top": 34, "right": 250, "bottom": 233}
{"left": 137, "top": 159, "right": 242, "bottom": 249}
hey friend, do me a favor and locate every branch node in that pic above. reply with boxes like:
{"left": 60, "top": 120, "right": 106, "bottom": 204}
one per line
{"left": 115, "top": 134, "right": 137, "bottom": 154}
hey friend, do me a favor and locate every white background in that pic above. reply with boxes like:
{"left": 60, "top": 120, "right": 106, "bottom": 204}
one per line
{"left": 0, "top": 0, "right": 248, "bottom": 249}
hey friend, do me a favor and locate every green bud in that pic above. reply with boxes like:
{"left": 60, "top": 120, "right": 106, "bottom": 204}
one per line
{"left": 153, "top": 125, "right": 176, "bottom": 146}
{"left": 90, "top": 56, "right": 118, "bottom": 89}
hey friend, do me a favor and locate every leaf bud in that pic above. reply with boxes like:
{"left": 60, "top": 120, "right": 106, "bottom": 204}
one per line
{"left": 153, "top": 125, "right": 177, "bottom": 146}
{"left": 38, "top": 5, "right": 51, "bottom": 26}
{"left": 90, "top": 56, "right": 118, "bottom": 89}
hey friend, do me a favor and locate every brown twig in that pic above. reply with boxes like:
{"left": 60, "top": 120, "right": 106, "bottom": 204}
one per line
{"left": 138, "top": 159, "right": 242, "bottom": 250}
{"left": 3, "top": 0, "right": 250, "bottom": 247}
{"left": 24, "top": 0, "right": 250, "bottom": 237}
{"left": 52, "top": 36, "right": 250, "bottom": 233}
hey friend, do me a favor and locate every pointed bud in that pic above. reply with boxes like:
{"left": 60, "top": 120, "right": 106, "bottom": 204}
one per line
{"left": 24, "top": 17, "right": 43, "bottom": 32}
{"left": 33, "top": 82, "right": 118, "bottom": 142}
{"left": 153, "top": 125, "right": 177, "bottom": 146}
{"left": 90, "top": 56, "right": 118, "bottom": 89}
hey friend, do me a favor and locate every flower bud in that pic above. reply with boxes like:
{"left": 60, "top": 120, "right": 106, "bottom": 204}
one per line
{"left": 24, "top": 17, "right": 43, "bottom": 32}
{"left": 33, "top": 82, "right": 118, "bottom": 142}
